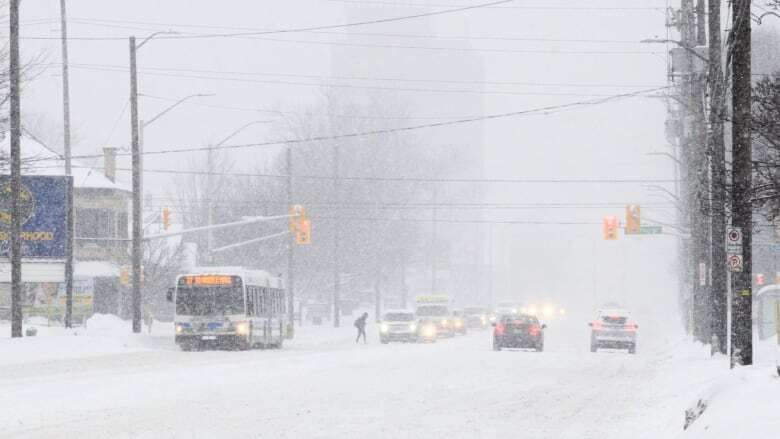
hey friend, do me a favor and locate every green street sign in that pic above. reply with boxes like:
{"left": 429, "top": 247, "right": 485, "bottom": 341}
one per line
{"left": 626, "top": 226, "right": 663, "bottom": 235}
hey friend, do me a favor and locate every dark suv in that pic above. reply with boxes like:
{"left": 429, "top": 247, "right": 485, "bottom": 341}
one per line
{"left": 492, "top": 314, "right": 546, "bottom": 351}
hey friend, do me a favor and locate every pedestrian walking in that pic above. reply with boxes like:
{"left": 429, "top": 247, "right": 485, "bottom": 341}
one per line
{"left": 354, "top": 312, "right": 368, "bottom": 344}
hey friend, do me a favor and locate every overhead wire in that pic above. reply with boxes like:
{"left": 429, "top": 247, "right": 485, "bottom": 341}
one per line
{"left": 26, "top": 86, "right": 670, "bottom": 163}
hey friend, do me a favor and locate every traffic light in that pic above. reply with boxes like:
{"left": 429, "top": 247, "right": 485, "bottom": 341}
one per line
{"left": 625, "top": 204, "right": 641, "bottom": 234}
{"left": 757, "top": 273, "right": 765, "bottom": 286}
{"left": 296, "top": 218, "right": 311, "bottom": 245}
{"left": 289, "top": 204, "right": 305, "bottom": 232}
{"left": 162, "top": 207, "right": 171, "bottom": 231}
{"left": 603, "top": 216, "right": 619, "bottom": 240}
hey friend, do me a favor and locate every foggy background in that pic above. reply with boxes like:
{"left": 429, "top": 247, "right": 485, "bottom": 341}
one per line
{"left": 17, "top": 0, "right": 678, "bottom": 324}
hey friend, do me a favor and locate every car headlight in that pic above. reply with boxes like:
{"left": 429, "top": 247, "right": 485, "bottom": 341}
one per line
{"left": 528, "top": 306, "right": 538, "bottom": 315}
{"left": 409, "top": 323, "right": 418, "bottom": 332}
{"left": 559, "top": 308, "right": 566, "bottom": 315}
{"left": 380, "top": 323, "right": 389, "bottom": 333}
{"left": 480, "top": 316, "right": 487, "bottom": 324}
{"left": 455, "top": 320, "right": 463, "bottom": 327}
{"left": 543, "top": 305, "right": 554, "bottom": 317}
{"left": 175, "top": 324, "right": 184, "bottom": 334}
{"left": 234, "top": 322, "right": 250, "bottom": 336}
{"left": 511, "top": 308, "right": 518, "bottom": 314}
{"left": 441, "top": 319, "right": 449, "bottom": 326}
{"left": 423, "top": 325, "right": 436, "bottom": 336}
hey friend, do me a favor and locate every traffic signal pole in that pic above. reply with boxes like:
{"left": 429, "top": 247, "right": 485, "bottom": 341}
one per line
{"left": 286, "top": 145, "right": 295, "bottom": 336}
{"left": 730, "top": 0, "right": 753, "bottom": 366}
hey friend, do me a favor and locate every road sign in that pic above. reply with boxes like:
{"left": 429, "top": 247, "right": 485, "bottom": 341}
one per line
{"left": 728, "top": 254, "right": 744, "bottom": 272}
{"left": 638, "top": 226, "right": 662, "bottom": 235}
{"left": 726, "top": 227, "right": 743, "bottom": 255}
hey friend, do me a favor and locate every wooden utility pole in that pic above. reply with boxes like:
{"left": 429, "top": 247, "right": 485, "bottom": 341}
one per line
{"left": 60, "top": 0, "right": 74, "bottom": 329}
{"left": 730, "top": 0, "right": 753, "bottom": 366}
{"left": 709, "top": 0, "right": 728, "bottom": 354}
{"left": 286, "top": 145, "right": 295, "bottom": 336}
{"left": 129, "top": 36, "right": 142, "bottom": 334}
{"left": 333, "top": 144, "right": 341, "bottom": 328}
{"left": 9, "top": 0, "right": 22, "bottom": 338}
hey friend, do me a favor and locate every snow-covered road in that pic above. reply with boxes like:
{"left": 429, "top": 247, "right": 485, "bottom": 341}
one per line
{"left": 0, "top": 318, "right": 729, "bottom": 438}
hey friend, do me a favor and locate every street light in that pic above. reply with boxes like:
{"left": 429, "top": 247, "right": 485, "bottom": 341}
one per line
{"left": 640, "top": 38, "right": 709, "bottom": 64}
{"left": 205, "top": 120, "right": 274, "bottom": 262}
{"left": 129, "top": 30, "right": 177, "bottom": 334}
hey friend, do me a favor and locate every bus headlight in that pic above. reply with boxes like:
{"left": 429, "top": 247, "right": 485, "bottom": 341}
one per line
{"left": 234, "top": 322, "right": 250, "bottom": 336}
{"left": 380, "top": 323, "right": 389, "bottom": 333}
{"left": 423, "top": 324, "right": 436, "bottom": 337}
{"left": 409, "top": 323, "right": 418, "bottom": 332}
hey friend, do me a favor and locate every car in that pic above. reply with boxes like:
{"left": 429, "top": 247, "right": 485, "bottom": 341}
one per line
{"left": 492, "top": 314, "right": 546, "bottom": 351}
{"left": 589, "top": 309, "right": 638, "bottom": 354}
{"left": 450, "top": 310, "right": 467, "bottom": 335}
{"left": 379, "top": 310, "right": 437, "bottom": 343}
{"left": 415, "top": 295, "right": 454, "bottom": 338}
{"left": 463, "top": 306, "right": 490, "bottom": 329}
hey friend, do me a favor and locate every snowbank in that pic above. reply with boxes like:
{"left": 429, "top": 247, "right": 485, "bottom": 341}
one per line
{"left": 0, "top": 314, "right": 174, "bottom": 367}
{"left": 680, "top": 336, "right": 780, "bottom": 438}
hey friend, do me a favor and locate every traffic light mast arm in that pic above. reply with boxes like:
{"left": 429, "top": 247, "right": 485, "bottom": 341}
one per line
{"left": 211, "top": 231, "right": 290, "bottom": 253}
{"left": 143, "top": 214, "right": 295, "bottom": 241}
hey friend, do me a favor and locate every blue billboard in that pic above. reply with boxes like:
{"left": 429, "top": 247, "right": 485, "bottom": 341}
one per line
{"left": 0, "top": 175, "right": 71, "bottom": 259}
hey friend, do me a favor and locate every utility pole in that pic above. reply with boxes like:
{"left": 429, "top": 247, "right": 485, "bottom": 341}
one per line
{"left": 129, "top": 36, "right": 142, "bottom": 334}
{"left": 333, "top": 144, "right": 341, "bottom": 328}
{"left": 431, "top": 185, "right": 438, "bottom": 294}
{"left": 9, "top": 0, "right": 22, "bottom": 338}
{"left": 60, "top": 0, "right": 74, "bottom": 329}
{"left": 487, "top": 223, "right": 494, "bottom": 308}
{"left": 286, "top": 145, "right": 295, "bottom": 336}
{"left": 693, "top": 0, "right": 711, "bottom": 344}
{"left": 730, "top": 0, "right": 753, "bottom": 366}
{"left": 709, "top": 0, "right": 728, "bottom": 354}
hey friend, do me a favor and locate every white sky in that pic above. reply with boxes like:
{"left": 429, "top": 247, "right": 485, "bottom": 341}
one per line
{"left": 16, "top": 0, "right": 685, "bottom": 318}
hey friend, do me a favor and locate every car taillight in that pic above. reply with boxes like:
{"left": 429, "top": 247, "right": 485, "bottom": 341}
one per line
{"left": 495, "top": 324, "right": 505, "bottom": 335}
{"left": 529, "top": 325, "right": 540, "bottom": 336}
{"left": 592, "top": 321, "right": 603, "bottom": 330}
{"left": 625, "top": 323, "right": 637, "bottom": 331}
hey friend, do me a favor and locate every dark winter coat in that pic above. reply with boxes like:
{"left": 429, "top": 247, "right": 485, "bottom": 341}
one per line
{"left": 354, "top": 314, "right": 368, "bottom": 330}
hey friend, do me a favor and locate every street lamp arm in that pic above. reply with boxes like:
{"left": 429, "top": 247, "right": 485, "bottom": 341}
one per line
{"left": 646, "top": 151, "right": 682, "bottom": 166}
{"left": 142, "top": 93, "right": 214, "bottom": 128}
{"left": 640, "top": 38, "right": 709, "bottom": 64}
{"left": 215, "top": 119, "right": 275, "bottom": 147}
{"left": 754, "top": 11, "right": 780, "bottom": 25}
{"left": 136, "top": 30, "right": 178, "bottom": 50}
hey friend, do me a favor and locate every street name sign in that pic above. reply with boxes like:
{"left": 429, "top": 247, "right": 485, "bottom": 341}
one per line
{"left": 638, "top": 226, "right": 662, "bottom": 235}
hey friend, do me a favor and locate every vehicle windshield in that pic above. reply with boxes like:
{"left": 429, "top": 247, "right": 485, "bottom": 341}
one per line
{"left": 415, "top": 305, "right": 449, "bottom": 317}
{"left": 503, "top": 315, "right": 538, "bottom": 324}
{"left": 601, "top": 316, "right": 628, "bottom": 325}
{"left": 384, "top": 313, "right": 415, "bottom": 321}
{"left": 176, "top": 286, "right": 244, "bottom": 316}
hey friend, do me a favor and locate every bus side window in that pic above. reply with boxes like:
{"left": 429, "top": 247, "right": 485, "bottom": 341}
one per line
{"left": 260, "top": 287, "right": 268, "bottom": 316}
{"left": 246, "top": 287, "right": 254, "bottom": 316}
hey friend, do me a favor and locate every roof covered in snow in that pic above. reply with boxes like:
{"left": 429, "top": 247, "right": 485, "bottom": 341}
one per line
{"left": 0, "top": 133, "right": 130, "bottom": 192}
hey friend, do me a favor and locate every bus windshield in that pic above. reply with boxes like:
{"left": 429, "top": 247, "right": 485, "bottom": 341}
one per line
{"left": 176, "top": 286, "right": 244, "bottom": 316}
{"left": 416, "top": 305, "right": 448, "bottom": 317}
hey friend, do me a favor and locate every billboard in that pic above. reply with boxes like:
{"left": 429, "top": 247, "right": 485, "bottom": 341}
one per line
{"left": 0, "top": 175, "right": 71, "bottom": 259}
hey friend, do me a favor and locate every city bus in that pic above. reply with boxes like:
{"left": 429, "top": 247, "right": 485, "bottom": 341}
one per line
{"left": 167, "top": 267, "right": 287, "bottom": 351}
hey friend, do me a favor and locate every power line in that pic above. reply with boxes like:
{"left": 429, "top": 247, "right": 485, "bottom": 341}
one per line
{"left": 59, "top": 20, "right": 662, "bottom": 55}
{"left": 325, "top": 0, "right": 666, "bottom": 11}
{"left": 76, "top": 63, "right": 665, "bottom": 89}
{"left": 69, "top": 64, "right": 662, "bottom": 98}
{"left": 65, "top": 17, "right": 651, "bottom": 44}
{"left": 27, "top": 86, "right": 670, "bottom": 163}
{"left": 19, "top": 0, "right": 522, "bottom": 41}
